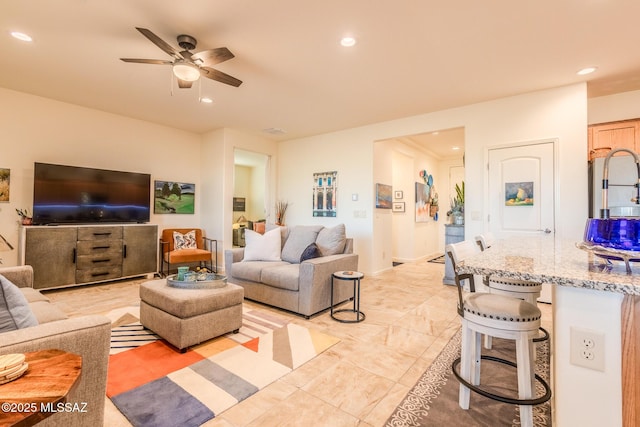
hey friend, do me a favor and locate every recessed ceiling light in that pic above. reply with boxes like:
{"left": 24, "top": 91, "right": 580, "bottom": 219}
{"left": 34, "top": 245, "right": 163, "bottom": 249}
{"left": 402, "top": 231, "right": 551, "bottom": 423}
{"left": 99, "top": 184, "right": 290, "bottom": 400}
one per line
{"left": 10, "top": 31, "right": 32, "bottom": 42}
{"left": 340, "top": 36, "right": 356, "bottom": 47}
{"left": 452, "top": 146, "right": 460, "bottom": 150}
{"left": 200, "top": 97, "right": 213, "bottom": 104}
{"left": 577, "top": 67, "right": 597, "bottom": 76}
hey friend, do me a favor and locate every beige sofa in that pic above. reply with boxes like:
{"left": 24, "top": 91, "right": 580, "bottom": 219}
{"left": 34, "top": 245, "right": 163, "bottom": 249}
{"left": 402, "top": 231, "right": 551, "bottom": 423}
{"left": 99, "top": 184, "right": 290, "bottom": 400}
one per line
{"left": 0, "top": 265, "right": 111, "bottom": 427}
{"left": 224, "top": 224, "right": 359, "bottom": 318}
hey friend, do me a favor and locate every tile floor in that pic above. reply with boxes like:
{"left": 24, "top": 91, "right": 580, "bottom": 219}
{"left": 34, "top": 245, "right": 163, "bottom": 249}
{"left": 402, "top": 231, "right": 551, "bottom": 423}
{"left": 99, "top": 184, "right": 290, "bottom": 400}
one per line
{"left": 45, "top": 258, "right": 552, "bottom": 427}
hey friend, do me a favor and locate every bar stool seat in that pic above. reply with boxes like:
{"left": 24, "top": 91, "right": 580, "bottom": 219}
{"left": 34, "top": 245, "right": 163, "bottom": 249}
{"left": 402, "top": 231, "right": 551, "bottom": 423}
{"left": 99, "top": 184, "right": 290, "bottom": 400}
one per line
{"left": 446, "top": 241, "right": 551, "bottom": 427}
{"left": 475, "top": 233, "right": 549, "bottom": 344}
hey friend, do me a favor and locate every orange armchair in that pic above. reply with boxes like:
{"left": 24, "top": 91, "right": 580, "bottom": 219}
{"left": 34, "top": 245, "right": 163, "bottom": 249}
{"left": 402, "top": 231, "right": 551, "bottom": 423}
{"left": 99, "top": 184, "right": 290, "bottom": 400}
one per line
{"left": 159, "top": 228, "right": 217, "bottom": 277}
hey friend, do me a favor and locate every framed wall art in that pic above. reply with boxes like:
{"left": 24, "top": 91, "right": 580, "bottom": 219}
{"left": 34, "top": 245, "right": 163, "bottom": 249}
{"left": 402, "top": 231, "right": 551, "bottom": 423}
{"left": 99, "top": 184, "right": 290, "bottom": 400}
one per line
{"left": 392, "top": 202, "right": 405, "bottom": 212}
{"left": 375, "top": 183, "right": 392, "bottom": 209}
{"left": 415, "top": 182, "right": 430, "bottom": 222}
{"left": 154, "top": 180, "right": 195, "bottom": 214}
{"left": 233, "top": 197, "right": 246, "bottom": 212}
{"left": 505, "top": 181, "right": 534, "bottom": 206}
{"left": 394, "top": 190, "right": 403, "bottom": 199}
{"left": 0, "top": 169, "right": 9, "bottom": 202}
{"left": 313, "top": 171, "right": 338, "bottom": 217}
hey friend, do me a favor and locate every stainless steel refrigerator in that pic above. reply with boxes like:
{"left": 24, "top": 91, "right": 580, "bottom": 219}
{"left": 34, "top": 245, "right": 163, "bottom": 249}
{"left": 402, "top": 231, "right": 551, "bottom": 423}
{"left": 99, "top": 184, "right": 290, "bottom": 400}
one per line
{"left": 589, "top": 155, "right": 640, "bottom": 218}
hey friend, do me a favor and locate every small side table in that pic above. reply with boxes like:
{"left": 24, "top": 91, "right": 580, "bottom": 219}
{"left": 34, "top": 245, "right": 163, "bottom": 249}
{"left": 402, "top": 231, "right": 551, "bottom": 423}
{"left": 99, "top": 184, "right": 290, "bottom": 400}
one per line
{"left": 331, "top": 271, "right": 365, "bottom": 323}
{"left": 0, "top": 349, "right": 82, "bottom": 427}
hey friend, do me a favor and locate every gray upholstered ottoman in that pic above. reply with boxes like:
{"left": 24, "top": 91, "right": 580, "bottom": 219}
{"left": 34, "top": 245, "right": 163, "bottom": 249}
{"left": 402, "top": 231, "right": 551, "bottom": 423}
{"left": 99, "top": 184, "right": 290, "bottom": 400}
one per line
{"left": 139, "top": 279, "right": 244, "bottom": 351}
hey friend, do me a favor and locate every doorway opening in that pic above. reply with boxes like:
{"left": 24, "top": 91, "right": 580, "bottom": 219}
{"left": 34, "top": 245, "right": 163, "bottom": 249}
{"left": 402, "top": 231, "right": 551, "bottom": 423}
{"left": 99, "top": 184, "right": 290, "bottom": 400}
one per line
{"left": 373, "top": 127, "right": 465, "bottom": 267}
{"left": 233, "top": 149, "right": 270, "bottom": 247}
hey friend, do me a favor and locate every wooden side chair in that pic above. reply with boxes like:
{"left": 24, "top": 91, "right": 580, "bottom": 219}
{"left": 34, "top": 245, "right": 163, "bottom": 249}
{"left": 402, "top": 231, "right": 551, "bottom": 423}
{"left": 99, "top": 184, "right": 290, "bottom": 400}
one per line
{"left": 445, "top": 240, "right": 551, "bottom": 427}
{"left": 159, "top": 228, "right": 217, "bottom": 277}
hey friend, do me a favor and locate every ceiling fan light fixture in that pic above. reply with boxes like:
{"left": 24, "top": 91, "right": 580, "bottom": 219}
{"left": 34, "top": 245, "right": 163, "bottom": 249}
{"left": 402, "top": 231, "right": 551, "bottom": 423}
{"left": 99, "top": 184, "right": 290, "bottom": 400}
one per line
{"left": 173, "top": 62, "right": 200, "bottom": 82}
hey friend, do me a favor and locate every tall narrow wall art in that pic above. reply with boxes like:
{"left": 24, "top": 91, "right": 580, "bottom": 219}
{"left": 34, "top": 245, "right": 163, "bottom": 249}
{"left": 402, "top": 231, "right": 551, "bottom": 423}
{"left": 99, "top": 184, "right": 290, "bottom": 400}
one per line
{"left": 313, "top": 171, "right": 338, "bottom": 217}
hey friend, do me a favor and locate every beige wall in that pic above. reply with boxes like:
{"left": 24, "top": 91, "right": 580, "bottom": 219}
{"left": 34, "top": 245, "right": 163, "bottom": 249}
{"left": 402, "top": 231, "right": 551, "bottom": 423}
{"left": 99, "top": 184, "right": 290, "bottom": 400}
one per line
{"left": 278, "top": 83, "right": 588, "bottom": 275}
{"left": 0, "top": 88, "right": 202, "bottom": 266}
{"left": 0, "top": 88, "right": 275, "bottom": 268}
{"left": 588, "top": 89, "right": 640, "bottom": 124}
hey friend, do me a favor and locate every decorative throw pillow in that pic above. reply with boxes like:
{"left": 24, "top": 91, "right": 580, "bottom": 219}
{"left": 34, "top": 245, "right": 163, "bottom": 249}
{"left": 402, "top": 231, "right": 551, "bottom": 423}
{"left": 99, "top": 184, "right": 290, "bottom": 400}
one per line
{"left": 0, "top": 275, "right": 39, "bottom": 333}
{"left": 300, "top": 243, "right": 322, "bottom": 262}
{"left": 243, "top": 228, "right": 282, "bottom": 262}
{"left": 281, "top": 225, "right": 324, "bottom": 264}
{"left": 174, "top": 230, "right": 197, "bottom": 250}
{"left": 316, "top": 224, "right": 347, "bottom": 256}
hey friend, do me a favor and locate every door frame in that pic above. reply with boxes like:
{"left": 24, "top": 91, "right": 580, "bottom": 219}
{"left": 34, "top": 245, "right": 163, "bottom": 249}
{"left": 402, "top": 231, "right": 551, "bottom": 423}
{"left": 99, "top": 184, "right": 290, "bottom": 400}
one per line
{"left": 483, "top": 138, "right": 559, "bottom": 236}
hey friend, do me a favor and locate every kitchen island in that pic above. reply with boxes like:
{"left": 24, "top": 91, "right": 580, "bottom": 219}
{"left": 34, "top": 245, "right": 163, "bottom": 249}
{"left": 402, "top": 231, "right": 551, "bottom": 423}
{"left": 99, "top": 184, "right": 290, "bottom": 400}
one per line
{"left": 458, "top": 236, "right": 639, "bottom": 427}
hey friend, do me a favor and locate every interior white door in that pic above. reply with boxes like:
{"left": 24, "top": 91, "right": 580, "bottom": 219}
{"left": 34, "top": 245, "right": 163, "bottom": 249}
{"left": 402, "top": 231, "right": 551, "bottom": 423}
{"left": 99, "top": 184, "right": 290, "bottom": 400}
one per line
{"left": 488, "top": 141, "right": 555, "bottom": 238}
{"left": 488, "top": 141, "right": 555, "bottom": 302}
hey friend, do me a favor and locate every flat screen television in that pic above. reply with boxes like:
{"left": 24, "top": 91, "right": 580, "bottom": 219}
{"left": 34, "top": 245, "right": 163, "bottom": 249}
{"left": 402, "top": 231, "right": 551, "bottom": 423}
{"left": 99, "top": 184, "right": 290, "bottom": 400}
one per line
{"left": 33, "top": 162, "right": 151, "bottom": 225}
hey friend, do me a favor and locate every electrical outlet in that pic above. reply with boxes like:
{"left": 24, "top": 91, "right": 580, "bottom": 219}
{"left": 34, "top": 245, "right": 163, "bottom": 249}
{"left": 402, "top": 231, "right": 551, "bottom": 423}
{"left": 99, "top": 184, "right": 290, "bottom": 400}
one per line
{"left": 570, "top": 327, "right": 605, "bottom": 371}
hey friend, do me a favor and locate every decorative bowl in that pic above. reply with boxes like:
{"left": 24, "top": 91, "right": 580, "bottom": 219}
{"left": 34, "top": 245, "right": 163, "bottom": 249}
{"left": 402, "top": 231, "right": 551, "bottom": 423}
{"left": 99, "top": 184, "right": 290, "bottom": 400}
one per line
{"left": 583, "top": 218, "right": 640, "bottom": 253}
{"left": 581, "top": 218, "right": 640, "bottom": 272}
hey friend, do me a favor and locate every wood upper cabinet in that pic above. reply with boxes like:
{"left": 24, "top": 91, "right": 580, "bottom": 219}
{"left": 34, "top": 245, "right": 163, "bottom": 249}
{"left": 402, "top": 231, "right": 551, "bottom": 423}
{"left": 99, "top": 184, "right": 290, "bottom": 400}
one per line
{"left": 588, "top": 119, "right": 640, "bottom": 160}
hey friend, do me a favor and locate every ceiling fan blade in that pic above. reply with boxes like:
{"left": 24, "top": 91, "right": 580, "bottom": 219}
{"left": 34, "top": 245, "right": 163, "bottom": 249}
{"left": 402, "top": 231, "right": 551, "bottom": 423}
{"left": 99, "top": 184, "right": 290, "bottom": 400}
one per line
{"left": 201, "top": 67, "right": 243, "bottom": 87}
{"left": 135, "top": 27, "right": 183, "bottom": 60}
{"left": 177, "top": 79, "right": 193, "bottom": 89}
{"left": 191, "top": 48, "right": 234, "bottom": 66}
{"left": 120, "top": 58, "right": 173, "bottom": 65}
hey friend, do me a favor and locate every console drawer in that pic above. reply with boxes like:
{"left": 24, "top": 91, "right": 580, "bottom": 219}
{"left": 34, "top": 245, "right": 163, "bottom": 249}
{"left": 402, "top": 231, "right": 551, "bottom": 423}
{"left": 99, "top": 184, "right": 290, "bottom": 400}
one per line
{"left": 76, "top": 240, "right": 123, "bottom": 256}
{"left": 76, "top": 253, "right": 122, "bottom": 270}
{"left": 77, "top": 226, "right": 123, "bottom": 241}
{"left": 76, "top": 266, "right": 123, "bottom": 284}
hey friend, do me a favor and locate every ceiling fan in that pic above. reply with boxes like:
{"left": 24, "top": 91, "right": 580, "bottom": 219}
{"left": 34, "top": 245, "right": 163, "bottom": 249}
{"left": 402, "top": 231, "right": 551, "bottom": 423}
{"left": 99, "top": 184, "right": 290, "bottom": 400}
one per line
{"left": 120, "top": 27, "right": 242, "bottom": 88}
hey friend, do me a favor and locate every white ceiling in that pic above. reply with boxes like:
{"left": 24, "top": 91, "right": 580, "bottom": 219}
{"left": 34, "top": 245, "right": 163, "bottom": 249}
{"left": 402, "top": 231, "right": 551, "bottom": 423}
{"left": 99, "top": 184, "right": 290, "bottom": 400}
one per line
{"left": 2, "top": 1, "right": 640, "bottom": 145}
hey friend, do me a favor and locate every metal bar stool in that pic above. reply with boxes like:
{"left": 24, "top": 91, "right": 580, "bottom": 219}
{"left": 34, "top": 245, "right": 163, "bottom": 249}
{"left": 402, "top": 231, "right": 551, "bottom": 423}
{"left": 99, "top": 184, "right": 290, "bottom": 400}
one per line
{"left": 446, "top": 240, "right": 551, "bottom": 427}
{"left": 475, "top": 233, "right": 549, "bottom": 346}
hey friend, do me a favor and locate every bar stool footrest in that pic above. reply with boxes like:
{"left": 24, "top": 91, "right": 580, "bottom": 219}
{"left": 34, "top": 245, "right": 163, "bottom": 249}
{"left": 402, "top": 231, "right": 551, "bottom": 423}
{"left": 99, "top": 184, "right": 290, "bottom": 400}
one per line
{"left": 452, "top": 355, "right": 552, "bottom": 406}
{"left": 533, "top": 326, "right": 550, "bottom": 343}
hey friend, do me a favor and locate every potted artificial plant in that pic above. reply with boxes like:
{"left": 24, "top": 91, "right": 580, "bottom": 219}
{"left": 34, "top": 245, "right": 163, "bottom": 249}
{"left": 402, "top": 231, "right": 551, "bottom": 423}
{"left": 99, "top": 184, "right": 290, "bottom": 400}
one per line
{"left": 447, "top": 182, "right": 464, "bottom": 225}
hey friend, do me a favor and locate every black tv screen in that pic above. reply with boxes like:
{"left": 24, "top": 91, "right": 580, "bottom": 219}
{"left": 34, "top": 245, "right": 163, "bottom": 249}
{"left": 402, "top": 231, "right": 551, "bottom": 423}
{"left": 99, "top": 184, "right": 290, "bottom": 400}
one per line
{"left": 33, "top": 162, "right": 151, "bottom": 225}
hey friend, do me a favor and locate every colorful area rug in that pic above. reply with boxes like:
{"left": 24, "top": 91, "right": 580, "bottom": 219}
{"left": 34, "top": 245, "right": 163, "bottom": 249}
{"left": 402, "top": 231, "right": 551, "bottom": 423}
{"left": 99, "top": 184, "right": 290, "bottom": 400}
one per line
{"left": 386, "top": 329, "right": 551, "bottom": 426}
{"left": 106, "top": 307, "right": 339, "bottom": 427}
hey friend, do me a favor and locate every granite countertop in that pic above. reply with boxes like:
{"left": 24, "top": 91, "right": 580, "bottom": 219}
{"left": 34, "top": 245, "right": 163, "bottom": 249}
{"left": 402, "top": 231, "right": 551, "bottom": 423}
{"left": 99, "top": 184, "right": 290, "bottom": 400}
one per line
{"left": 458, "top": 236, "right": 640, "bottom": 295}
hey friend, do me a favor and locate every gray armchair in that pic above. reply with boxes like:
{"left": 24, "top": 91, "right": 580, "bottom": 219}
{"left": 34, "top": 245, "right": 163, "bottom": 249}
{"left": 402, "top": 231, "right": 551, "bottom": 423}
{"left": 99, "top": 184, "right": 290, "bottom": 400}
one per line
{"left": 0, "top": 266, "right": 111, "bottom": 427}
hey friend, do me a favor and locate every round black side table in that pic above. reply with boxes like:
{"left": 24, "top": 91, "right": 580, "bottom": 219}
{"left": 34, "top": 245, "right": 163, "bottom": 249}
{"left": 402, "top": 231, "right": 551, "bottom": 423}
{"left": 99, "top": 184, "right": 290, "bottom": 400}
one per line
{"left": 331, "top": 271, "right": 365, "bottom": 323}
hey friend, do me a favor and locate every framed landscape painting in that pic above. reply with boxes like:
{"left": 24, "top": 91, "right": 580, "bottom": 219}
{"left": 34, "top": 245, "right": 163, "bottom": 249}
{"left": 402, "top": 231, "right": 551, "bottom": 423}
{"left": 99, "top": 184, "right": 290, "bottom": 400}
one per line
{"left": 375, "top": 183, "right": 392, "bottom": 209}
{"left": 154, "top": 181, "right": 195, "bottom": 214}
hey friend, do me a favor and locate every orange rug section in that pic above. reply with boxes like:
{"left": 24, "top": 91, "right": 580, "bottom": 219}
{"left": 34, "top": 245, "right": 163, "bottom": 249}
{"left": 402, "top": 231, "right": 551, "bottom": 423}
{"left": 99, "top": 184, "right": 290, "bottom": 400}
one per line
{"left": 106, "top": 341, "right": 205, "bottom": 397}
{"left": 242, "top": 336, "right": 260, "bottom": 352}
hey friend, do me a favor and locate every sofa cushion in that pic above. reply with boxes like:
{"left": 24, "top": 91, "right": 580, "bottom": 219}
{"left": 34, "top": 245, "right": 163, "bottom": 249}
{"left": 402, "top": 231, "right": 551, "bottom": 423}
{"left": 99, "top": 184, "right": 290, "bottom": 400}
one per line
{"left": 281, "top": 225, "right": 323, "bottom": 264}
{"left": 232, "top": 261, "right": 290, "bottom": 282}
{"left": 29, "top": 301, "right": 69, "bottom": 324}
{"left": 20, "top": 287, "right": 50, "bottom": 303}
{"left": 244, "top": 228, "right": 282, "bottom": 261}
{"left": 261, "top": 264, "right": 301, "bottom": 291}
{"left": 300, "top": 243, "right": 322, "bottom": 262}
{"left": 316, "top": 224, "right": 347, "bottom": 256}
{"left": 0, "top": 275, "right": 38, "bottom": 332}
